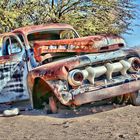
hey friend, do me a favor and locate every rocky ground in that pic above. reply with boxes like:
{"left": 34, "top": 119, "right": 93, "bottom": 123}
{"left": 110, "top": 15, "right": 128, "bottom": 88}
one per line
{"left": 0, "top": 101, "right": 140, "bottom": 140}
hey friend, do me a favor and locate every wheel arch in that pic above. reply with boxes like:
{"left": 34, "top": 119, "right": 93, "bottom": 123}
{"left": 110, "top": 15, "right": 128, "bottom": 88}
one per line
{"left": 27, "top": 75, "right": 55, "bottom": 109}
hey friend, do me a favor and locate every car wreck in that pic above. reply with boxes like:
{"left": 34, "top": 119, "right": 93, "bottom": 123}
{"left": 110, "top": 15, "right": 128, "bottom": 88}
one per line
{"left": 0, "top": 23, "right": 139, "bottom": 113}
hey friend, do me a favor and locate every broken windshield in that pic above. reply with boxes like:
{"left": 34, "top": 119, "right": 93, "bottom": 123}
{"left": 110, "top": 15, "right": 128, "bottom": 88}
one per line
{"left": 27, "top": 29, "right": 78, "bottom": 42}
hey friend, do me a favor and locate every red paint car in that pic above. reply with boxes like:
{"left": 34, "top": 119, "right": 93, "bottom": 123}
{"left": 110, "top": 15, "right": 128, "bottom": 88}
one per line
{"left": 0, "top": 23, "right": 139, "bottom": 113}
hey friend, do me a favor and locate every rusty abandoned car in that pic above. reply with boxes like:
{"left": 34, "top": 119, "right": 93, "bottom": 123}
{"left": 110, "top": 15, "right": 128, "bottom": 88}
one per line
{"left": 0, "top": 23, "right": 139, "bottom": 113}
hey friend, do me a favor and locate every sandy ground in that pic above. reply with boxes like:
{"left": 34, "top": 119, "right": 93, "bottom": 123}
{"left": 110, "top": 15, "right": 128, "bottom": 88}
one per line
{"left": 0, "top": 103, "right": 140, "bottom": 140}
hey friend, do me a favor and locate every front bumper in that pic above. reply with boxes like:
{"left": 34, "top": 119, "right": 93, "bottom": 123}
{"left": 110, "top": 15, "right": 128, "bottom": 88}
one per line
{"left": 73, "top": 80, "right": 140, "bottom": 106}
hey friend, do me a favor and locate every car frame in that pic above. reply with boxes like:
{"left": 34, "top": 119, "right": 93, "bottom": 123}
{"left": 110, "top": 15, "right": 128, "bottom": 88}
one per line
{"left": 0, "top": 23, "right": 139, "bottom": 113}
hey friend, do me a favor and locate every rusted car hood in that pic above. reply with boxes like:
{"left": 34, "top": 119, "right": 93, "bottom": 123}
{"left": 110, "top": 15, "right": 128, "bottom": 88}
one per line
{"left": 33, "top": 34, "right": 125, "bottom": 62}
{"left": 34, "top": 35, "right": 125, "bottom": 62}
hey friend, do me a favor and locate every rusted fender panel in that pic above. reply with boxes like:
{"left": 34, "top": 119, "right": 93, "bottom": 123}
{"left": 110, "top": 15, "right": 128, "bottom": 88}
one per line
{"left": 73, "top": 80, "right": 140, "bottom": 106}
{"left": 33, "top": 34, "right": 125, "bottom": 55}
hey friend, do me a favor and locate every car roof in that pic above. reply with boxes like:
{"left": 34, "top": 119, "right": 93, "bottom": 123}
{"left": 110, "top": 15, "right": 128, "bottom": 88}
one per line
{"left": 13, "top": 23, "right": 75, "bottom": 35}
{"left": 0, "top": 32, "right": 19, "bottom": 38}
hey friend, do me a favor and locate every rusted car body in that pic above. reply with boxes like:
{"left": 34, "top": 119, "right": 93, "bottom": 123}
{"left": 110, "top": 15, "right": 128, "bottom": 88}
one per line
{"left": 0, "top": 23, "right": 139, "bottom": 112}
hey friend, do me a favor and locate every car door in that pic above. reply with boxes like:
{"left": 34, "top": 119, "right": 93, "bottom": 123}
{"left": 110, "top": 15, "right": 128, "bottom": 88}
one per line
{"left": 0, "top": 33, "right": 29, "bottom": 103}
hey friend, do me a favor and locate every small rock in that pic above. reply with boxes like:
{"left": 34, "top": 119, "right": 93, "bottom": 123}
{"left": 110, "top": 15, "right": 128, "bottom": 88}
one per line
{"left": 75, "top": 111, "right": 79, "bottom": 115}
{"left": 65, "top": 112, "right": 68, "bottom": 115}
{"left": 91, "top": 108, "right": 97, "bottom": 113}
{"left": 118, "top": 134, "right": 124, "bottom": 138}
{"left": 63, "top": 124, "right": 69, "bottom": 128}
{"left": 3, "top": 108, "right": 20, "bottom": 117}
{"left": 118, "top": 134, "right": 127, "bottom": 139}
{"left": 63, "top": 121, "right": 70, "bottom": 128}
{"left": 113, "top": 103, "right": 117, "bottom": 108}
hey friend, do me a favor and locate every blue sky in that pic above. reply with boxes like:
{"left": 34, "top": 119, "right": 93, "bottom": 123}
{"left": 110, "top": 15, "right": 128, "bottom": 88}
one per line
{"left": 123, "top": 0, "right": 140, "bottom": 47}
